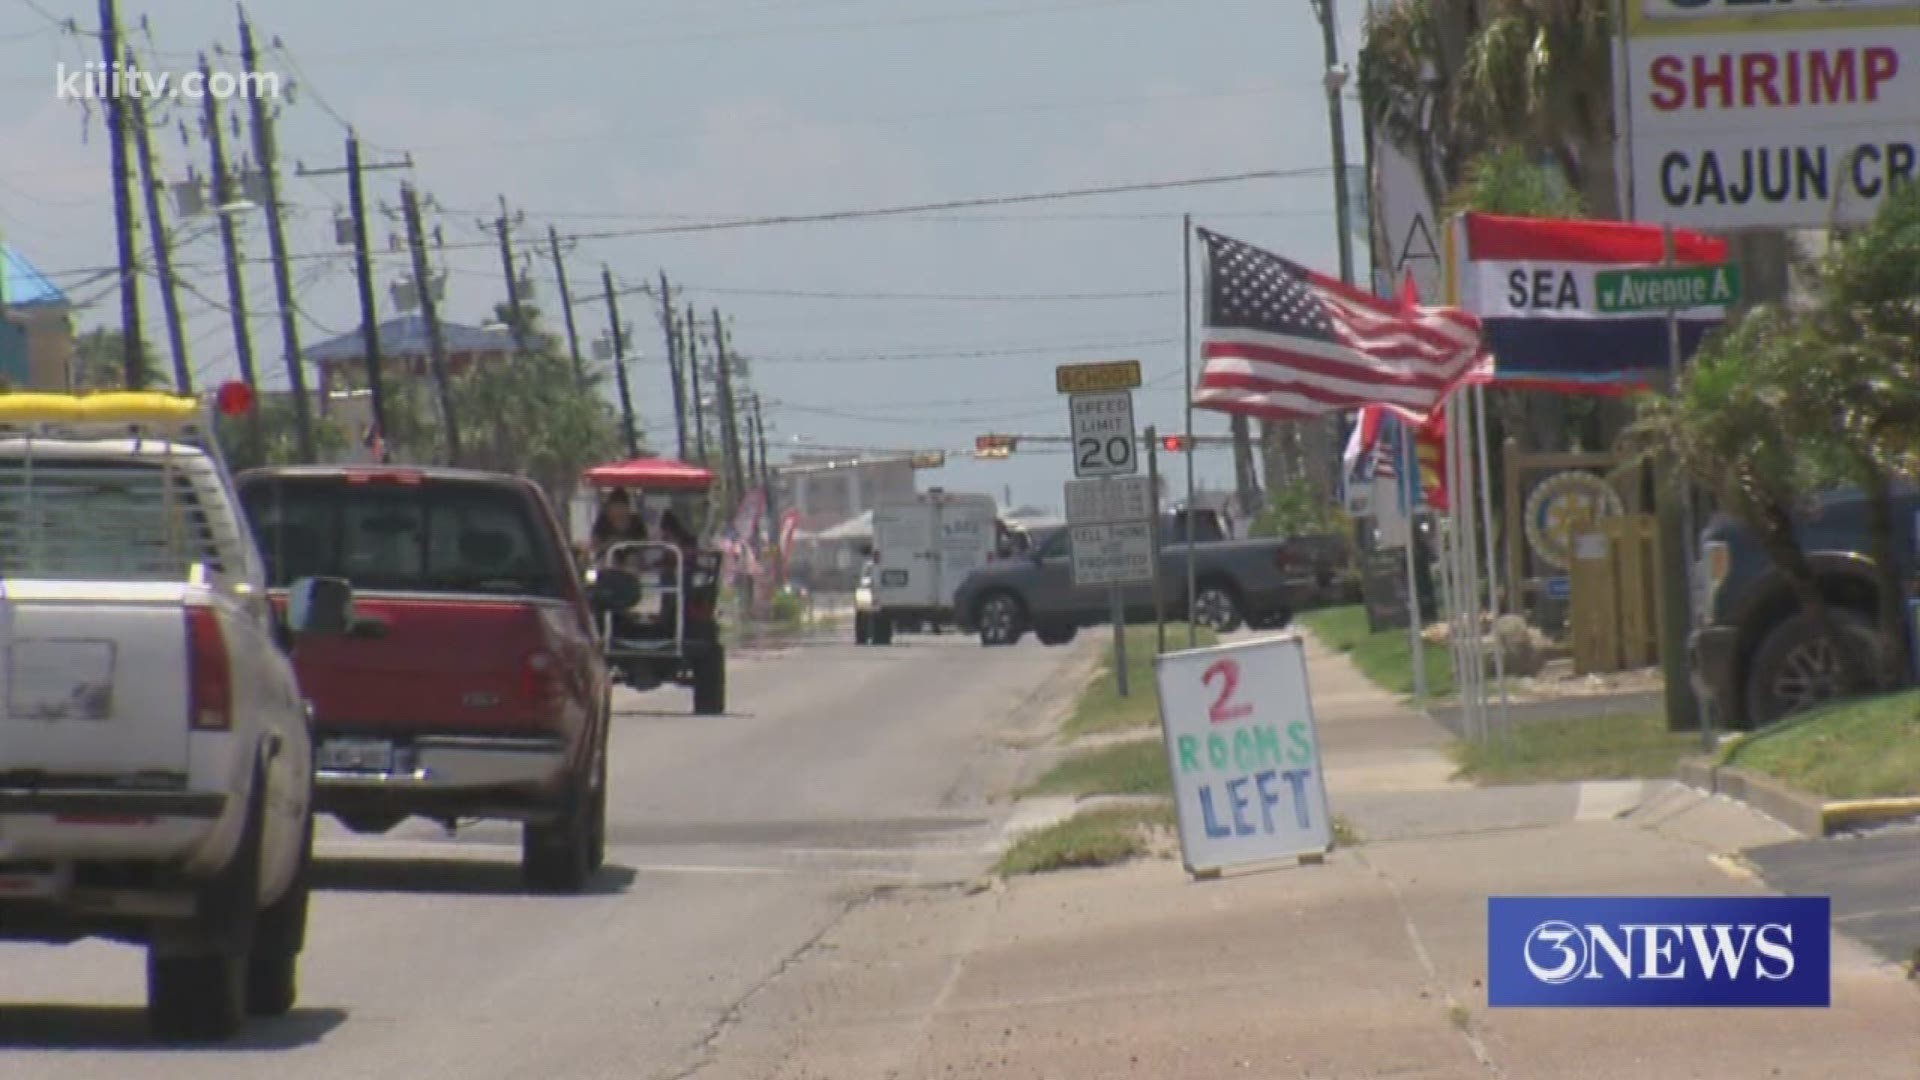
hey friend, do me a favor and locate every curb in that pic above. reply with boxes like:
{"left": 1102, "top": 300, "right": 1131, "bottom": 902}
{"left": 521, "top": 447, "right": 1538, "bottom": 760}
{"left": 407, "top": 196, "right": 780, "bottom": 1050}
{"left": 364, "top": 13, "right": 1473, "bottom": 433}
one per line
{"left": 1678, "top": 757, "right": 1920, "bottom": 837}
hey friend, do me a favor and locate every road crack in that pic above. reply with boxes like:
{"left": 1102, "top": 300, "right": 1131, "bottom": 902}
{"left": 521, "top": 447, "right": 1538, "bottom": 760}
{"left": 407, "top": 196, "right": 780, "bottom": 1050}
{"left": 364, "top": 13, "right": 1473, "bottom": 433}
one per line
{"left": 656, "top": 888, "right": 879, "bottom": 1080}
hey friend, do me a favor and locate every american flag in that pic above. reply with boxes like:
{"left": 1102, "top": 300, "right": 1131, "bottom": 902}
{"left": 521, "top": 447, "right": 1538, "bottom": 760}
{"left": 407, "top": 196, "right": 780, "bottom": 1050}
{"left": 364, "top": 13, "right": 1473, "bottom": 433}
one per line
{"left": 1193, "top": 229, "right": 1482, "bottom": 425}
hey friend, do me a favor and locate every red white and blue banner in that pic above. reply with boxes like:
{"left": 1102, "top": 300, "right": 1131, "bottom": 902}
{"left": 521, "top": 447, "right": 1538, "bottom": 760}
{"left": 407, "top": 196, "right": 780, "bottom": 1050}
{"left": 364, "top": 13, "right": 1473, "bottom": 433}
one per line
{"left": 1450, "top": 213, "right": 1730, "bottom": 394}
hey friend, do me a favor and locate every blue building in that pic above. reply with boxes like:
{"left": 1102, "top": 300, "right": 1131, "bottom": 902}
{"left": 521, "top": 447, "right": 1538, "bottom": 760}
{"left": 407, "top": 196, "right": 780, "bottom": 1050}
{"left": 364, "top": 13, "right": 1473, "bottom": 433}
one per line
{"left": 1, "top": 244, "right": 74, "bottom": 389}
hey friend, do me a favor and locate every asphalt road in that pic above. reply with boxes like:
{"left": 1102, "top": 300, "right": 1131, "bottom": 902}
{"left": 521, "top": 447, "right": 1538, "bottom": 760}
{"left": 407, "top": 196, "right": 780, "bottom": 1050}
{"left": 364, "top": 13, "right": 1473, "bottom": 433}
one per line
{"left": 0, "top": 630, "right": 1082, "bottom": 1078}
{"left": 1744, "top": 822, "right": 1920, "bottom": 969}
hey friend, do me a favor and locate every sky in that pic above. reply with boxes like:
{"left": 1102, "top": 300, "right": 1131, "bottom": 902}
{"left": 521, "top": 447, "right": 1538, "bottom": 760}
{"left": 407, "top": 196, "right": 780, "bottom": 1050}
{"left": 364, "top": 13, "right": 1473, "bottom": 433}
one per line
{"left": 0, "top": 0, "right": 1372, "bottom": 514}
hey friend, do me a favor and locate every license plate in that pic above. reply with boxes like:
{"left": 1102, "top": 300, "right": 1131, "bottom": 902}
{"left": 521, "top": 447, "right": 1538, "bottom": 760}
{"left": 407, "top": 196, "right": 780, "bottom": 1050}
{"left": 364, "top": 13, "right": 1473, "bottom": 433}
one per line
{"left": 8, "top": 639, "right": 116, "bottom": 721}
{"left": 317, "top": 738, "right": 394, "bottom": 773}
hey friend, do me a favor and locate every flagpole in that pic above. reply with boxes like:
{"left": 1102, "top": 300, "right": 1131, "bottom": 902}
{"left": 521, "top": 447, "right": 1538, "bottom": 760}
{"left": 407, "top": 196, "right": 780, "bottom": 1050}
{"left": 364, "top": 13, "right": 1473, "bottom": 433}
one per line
{"left": 1474, "top": 382, "right": 1510, "bottom": 732}
{"left": 1460, "top": 385, "right": 1487, "bottom": 741}
{"left": 1399, "top": 414, "right": 1427, "bottom": 704}
{"left": 1183, "top": 213, "right": 1197, "bottom": 649}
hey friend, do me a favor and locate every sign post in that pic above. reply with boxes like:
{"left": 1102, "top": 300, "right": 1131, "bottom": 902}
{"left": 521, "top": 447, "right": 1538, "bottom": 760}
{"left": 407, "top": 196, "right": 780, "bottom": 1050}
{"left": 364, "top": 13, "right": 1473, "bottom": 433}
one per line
{"left": 1059, "top": 361, "right": 1147, "bottom": 698}
{"left": 1154, "top": 634, "right": 1333, "bottom": 877}
{"left": 1146, "top": 426, "right": 1165, "bottom": 655}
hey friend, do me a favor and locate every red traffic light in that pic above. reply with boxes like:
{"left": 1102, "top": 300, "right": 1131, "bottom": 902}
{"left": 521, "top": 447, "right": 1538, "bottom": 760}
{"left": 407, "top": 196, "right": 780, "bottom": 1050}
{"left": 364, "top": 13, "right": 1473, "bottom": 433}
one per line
{"left": 1160, "top": 435, "right": 1188, "bottom": 452}
{"left": 214, "top": 380, "right": 255, "bottom": 417}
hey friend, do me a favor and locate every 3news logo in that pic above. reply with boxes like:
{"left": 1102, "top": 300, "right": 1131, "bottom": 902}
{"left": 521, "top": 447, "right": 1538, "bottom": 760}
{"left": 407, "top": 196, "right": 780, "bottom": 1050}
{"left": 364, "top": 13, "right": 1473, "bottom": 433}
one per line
{"left": 1487, "top": 897, "right": 1830, "bottom": 1007}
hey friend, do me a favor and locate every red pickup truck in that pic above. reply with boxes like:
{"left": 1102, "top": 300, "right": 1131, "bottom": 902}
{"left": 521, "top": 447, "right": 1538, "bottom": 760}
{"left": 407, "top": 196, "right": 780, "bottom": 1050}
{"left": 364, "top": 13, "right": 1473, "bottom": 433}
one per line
{"left": 234, "top": 466, "right": 612, "bottom": 893}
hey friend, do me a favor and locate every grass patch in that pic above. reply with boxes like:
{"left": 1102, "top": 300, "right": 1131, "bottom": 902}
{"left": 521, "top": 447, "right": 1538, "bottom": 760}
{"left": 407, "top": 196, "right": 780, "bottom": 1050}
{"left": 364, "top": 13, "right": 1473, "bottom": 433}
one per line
{"left": 1021, "top": 739, "right": 1171, "bottom": 799}
{"left": 1297, "top": 605, "right": 1454, "bottom": 699}
{"left": 1450, "top": 712, "right": 1694, "bottom": 785}
{"left": 1720, "top": 689, "right": 1920, "bottom": 800}
{"left": 994, "top": 804, "right": 1177, "bottom": 876}
{"left": 1060, "top": 623, "right": 1218, "bottom": 740}
{"left": 1332, "top": 815, "right": 1363, "bottom": 847}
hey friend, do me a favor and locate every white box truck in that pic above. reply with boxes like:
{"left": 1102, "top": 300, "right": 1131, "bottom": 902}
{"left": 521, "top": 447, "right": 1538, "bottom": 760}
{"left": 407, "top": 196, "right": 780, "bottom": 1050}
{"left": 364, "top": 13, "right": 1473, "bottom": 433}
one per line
{"left": 858, "top": 489, "right": 999, "bottom": 644}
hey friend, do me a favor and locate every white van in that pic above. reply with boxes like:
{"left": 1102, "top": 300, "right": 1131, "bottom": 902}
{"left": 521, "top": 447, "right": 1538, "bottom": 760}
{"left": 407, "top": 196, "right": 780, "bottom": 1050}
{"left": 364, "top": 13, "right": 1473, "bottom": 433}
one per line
{"left": 859, "top": 489, "right": 999, "bottom": 644}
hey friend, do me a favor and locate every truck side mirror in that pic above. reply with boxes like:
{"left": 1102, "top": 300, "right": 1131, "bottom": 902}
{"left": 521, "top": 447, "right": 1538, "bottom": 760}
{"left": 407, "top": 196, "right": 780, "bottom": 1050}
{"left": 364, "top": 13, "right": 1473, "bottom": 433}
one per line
{"left": 288, "top": 576, "right": 355, "bottom": 636}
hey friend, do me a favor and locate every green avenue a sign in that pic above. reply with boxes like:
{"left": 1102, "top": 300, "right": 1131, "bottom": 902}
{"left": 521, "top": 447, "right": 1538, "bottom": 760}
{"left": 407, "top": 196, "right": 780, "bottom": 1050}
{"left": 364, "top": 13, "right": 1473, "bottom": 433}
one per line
{"left": 1595, "top": 264, "right": 1741, "bottom": 314}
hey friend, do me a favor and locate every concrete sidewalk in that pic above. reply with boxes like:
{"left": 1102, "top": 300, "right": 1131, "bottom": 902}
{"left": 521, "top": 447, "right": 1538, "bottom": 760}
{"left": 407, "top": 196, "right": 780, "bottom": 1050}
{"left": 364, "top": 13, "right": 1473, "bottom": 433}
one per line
{"left": 698, "top": 634, "right": 1920, "bottom": 1079}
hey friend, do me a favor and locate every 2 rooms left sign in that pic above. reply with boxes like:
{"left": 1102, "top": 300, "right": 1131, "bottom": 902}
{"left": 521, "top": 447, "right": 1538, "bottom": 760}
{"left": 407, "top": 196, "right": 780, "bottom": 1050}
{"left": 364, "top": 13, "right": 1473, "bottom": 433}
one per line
{"left": 1153, "top": 635, "right": 1333, "bottom": 875}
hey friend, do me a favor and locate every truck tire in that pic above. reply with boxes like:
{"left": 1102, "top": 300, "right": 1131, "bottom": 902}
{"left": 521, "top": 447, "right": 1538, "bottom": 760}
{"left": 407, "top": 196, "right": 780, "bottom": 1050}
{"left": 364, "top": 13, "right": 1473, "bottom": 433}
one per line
{"left": 976, "top": 592, "right": 1026, "bottom": 647}
{"left": 854, "top": 611, "right": 872, "bottom": 645}
{"left": 246, "top": 806, "right": 312, "bottom": 1017}
{"left": 693, "top": 647, "right": 727, "bottom": 715}
{"left": 522, "top": 766, "right": 595, "bottom": 894}
{"left": 1035, "top": 623, "right": 1077, "bottom": 647}
{"left": 872, "top": 613, "right": 895, "bottom": 646}
{"left": 1192, "top": 581, "right": 1244, "bottom": 633}
{"left": 148, "top": 950, "right": 247, "bottom": 1043}
{"left": 150, "top": 761, "right": 266, "bottom": 1042}
{"left": 1743, "top": 609, "right": 1886, "bottom": 729}
{"left": 587, "top": 698, "right": 610, "bottom": 873}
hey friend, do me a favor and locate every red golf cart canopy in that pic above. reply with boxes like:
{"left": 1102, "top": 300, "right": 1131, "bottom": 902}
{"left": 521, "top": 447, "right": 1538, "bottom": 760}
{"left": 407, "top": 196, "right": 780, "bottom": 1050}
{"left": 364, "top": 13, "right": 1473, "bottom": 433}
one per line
{"left": 581, "top": 456, "right": 715, "bottom": 491}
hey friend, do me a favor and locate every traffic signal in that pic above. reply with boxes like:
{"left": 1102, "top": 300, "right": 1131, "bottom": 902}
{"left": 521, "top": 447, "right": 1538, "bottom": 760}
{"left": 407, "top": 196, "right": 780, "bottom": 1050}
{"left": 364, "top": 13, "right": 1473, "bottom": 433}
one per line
{"left": 1160, "top": 434, "right": 1189, "bottom": 452}
{"left": 975, "top": 434, "right": 1017, "bottom": 458}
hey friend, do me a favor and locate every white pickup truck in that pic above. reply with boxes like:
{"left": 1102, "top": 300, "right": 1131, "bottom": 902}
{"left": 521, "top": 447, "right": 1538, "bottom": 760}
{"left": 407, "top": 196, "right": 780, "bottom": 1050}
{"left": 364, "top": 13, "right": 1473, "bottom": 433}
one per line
{"left": 0, "top": 391, "right": 353, "bottom": 1042}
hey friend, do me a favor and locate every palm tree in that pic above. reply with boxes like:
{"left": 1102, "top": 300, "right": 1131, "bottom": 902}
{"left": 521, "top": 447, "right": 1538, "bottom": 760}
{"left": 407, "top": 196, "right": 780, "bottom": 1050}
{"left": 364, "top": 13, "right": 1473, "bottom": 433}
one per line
{"left": 1454, "top": 0, "right": 1617, "bottom": 217}
{"left": 1360, "top": 0, "right": 1617, "bottom": 219}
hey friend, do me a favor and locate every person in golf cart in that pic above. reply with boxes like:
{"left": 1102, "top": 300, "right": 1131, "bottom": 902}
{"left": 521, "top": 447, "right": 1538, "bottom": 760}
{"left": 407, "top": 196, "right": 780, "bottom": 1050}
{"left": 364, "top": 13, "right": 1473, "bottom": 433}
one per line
{"left": 580, "top": 456, "right": 717, "bottom": 637}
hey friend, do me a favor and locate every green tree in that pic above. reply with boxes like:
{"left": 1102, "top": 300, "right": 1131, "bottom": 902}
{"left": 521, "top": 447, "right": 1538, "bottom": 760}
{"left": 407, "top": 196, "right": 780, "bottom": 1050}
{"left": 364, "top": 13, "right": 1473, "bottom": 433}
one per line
{"left": 1792, "top": 181, "right": 1920, "bottom": 686}
{"left": 1618, "top": 308, "right": 1874, "bottom": 688}
{"left": 403, "top": 303, "right": 627, "bottom": 508}
{"left": 72, "top": 327, "right": 166, "bottom": 390}
{"left": 1622, "top": 182, "right": 1920, "bottom": 696}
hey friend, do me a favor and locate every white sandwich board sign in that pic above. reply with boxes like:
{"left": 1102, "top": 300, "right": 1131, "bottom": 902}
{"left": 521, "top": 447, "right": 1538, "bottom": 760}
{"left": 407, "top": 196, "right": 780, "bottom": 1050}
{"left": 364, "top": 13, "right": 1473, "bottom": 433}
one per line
{"left": 1154, "top": 634, "right": 1333, "bottom": 874}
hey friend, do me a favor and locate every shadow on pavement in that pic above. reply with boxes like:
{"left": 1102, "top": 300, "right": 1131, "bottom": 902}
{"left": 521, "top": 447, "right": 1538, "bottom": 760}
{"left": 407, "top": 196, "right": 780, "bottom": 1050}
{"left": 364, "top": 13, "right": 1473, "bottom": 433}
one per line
{"left": 314, "top": 857, "right": 638, "bottom": 897}
{"left": 0, "top": 1004, "right": 345, "bottom": 1051}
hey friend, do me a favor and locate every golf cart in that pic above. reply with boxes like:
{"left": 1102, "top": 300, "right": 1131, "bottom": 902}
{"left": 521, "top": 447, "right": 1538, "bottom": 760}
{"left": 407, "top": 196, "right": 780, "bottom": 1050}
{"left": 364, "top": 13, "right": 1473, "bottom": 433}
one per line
{"left": 579, "top": 456, "right": 727, "bottom": 715}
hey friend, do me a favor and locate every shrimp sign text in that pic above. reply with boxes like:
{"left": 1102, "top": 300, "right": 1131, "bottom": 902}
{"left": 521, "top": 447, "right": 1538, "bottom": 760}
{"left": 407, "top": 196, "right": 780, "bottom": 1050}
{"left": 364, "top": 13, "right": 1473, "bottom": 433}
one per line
{"left": 1154, "top": 634, "right": 1333, "bottom": 873}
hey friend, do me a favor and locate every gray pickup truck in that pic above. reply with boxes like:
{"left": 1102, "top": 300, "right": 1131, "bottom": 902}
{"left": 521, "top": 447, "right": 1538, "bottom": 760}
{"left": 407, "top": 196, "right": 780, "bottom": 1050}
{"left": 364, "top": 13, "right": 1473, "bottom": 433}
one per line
{"left": 951, "top": 512, "right": 1308, "bottom": 646}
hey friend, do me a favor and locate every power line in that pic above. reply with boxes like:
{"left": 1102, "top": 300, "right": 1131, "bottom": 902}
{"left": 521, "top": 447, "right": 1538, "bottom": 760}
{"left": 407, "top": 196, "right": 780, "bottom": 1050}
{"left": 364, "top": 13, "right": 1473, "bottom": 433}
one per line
{"left": 553, "top": 168, "right": 1319, "bottom": 239}
{"left": 742, "top": 335, "right": 1177, "bottom": 365}
{"left": 35, "top": 167, "right": 1322, "bottom": 279}
{"left": 685, "top": 285, "right": 1175, "bottom": 302}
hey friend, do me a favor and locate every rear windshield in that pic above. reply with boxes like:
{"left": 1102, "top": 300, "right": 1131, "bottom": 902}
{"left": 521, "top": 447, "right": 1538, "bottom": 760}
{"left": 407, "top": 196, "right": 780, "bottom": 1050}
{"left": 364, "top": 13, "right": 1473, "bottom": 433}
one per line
{"left": 239, "top": 478, "right": 566, "bottom": 597}
{"left": 0, "top": 456, "right": 229, "bottom": 581}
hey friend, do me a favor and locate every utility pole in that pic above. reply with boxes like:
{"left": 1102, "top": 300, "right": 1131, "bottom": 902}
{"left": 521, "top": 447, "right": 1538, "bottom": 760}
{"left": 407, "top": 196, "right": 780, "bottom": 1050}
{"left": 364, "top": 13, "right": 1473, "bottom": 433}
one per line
{"left": 711, "top": 308, "right": 747, "bottom": 501}
{"left": 1305, "top": 0, "right": 1357, "bottom": 512}
{"left": 239, "top": 7, "right": 314, "bottom": 461}
{"left": 602, "top": 265, "right": 640, "bottom": 457}
{"left": 685, "top": 302, "right": 708, "bottom": 462}
{"left": 658, "top": 271, "right": 689, "bottom": 460}
{"left": 548, "top": 226, "right": 584, "bottom": 387}
{"left": 201, "top": 53, "right": 260, "bottom": 449}
{"left": 753, "top": 394, "right": 777, "bottom": 546}
{"left": 400, "top": 182, "right": 460, "bottom": 464}
{"left": 126, "top": 49, "right": 190, "bottom": 392}
{"left": 493, "top": 196, "right": 528, "bottom": 354}
{"left": 98, "top": 0, "right": 144, "bottom": 388}
{"left": 296, "top": 133, "right": 410, "bottom": 451}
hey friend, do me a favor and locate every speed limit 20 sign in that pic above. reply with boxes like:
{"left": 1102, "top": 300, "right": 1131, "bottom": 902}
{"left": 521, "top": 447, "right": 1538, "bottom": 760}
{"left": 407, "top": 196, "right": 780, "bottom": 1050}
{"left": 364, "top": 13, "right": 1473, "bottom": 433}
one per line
{"left": 1068, "top": 391, "right": 1137, "bottom": 478}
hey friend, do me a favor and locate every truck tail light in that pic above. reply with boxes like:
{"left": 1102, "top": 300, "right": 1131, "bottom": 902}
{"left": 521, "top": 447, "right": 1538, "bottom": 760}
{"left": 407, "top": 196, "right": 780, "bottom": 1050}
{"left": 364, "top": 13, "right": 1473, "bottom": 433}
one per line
{"left": 520, "top": 650, "right": 561, "bottom": 703}
{"left": 1702, "top": 541, "right": 1731, "bottom": 590}
{"left": 1274, "top": 547, "right": 1295, "bottom": 569}
{"left": 185, "top": 607, "right": 232, "bottom": 731}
